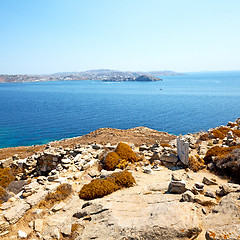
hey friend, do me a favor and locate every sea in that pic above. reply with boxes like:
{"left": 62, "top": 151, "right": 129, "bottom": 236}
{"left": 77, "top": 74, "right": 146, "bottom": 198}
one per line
{"left": 0, "top": 71, "right": 240, "bottom": 149}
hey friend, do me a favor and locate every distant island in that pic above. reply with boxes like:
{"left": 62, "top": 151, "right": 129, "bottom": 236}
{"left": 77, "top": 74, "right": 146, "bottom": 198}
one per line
{"left": 0, "top": 69, "right": 183, "bottom": 83}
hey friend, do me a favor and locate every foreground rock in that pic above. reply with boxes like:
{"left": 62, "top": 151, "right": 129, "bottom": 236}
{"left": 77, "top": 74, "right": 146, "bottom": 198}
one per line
{"left": 0, "top": 117, "right": 240, "bottom": 240}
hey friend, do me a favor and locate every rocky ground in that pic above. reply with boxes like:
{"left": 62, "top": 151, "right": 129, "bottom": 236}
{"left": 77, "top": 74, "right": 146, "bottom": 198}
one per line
{"left": 0, "top": 127, "right": 175, "bottom": 160}
{"left": 0, "top": 118, "right": 240, "bottom": 240}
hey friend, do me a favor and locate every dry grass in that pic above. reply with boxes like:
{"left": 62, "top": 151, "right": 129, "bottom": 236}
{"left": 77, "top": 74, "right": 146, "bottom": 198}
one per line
{"left": 115, "top": 142, "right": 138, "bottom": 163}
{"left": 214, "top": 148, "right": 240, "bottom": 183}
{"left": 38, "top": 183, "right": 72, "bottom": 208}
{"left": 199, "top": 133, "right": 210, "bottom": 141}
{"left": 0, "top": 186, "right": 9, "bottom": 204}
{"left": 0, "top": 167, "right": 15, "bottom": 188}
{"left": 102, "top": 143, "right": 139, "bottom": 171}
{"left": 210, "top": 126, "right": 240, "bottom": 139}
{"left": 103, "top": 151, "right": 120, "bottom": 171}
{"left": 160, "top": 143, "right": 172, "bottom": 148}
{"left": 79, "top": 170, "right": 135, "bottom": 200}
{"left": 204, "top": 146, "right": 240, "bottom": 164}
{"left": 116, "top": 159, "right": 129, "bottom": 169}
{"left": 108, "top": 170, "right": 136, "bottom": 188}
{"left": 189, "top": 155, "right": 205, "bottom": 172}
{"left": 0, "top": 145, "right": 45, "bottom": 160}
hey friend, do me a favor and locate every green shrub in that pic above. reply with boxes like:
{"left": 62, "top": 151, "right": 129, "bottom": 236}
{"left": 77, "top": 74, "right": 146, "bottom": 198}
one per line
{"left": 115, "top": 142, "right": 138, "bottom": 163}
{"left": 104, "top": 151, "right": 120, "bottom": 171}
{"left": 79, "top": 170, "right": 135, "bottom": 200}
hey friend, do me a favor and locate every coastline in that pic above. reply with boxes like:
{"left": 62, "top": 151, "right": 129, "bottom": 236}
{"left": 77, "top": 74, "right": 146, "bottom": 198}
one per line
{"left": 0, "top": 127, "right": 176, "bottom": 160}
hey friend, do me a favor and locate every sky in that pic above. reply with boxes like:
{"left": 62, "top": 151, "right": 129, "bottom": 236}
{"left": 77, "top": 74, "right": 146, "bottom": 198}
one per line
{"left": 0, "top": 0, "right": 240, "bottom": 74}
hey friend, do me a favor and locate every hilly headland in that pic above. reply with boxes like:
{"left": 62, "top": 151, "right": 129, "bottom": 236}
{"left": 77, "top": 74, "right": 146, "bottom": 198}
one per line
{"left": 0, "top": 69, "right": 182, "bottom": 83}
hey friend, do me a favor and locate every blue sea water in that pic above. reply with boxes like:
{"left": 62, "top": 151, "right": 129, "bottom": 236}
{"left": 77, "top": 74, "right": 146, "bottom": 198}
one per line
{"left": 0, "top": 71, "right": 240, "bottom": 148}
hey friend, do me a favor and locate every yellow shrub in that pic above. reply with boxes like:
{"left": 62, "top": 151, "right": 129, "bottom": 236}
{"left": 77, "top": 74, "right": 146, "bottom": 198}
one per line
{"left": 204, "top": 146, "right": 240, "bottom": 164}
{"left": 108, "top": 170, "right": 136, "bottom": 188}
{"left": 104, "top": 152, "right": 120, "bottom": 171}
{"left": 160, "top": 143, "right": 172, "bottom": 148}
{"left": 0, "top": 168, "right": 15, "bottom": 188}
{"left": 189, "top": 155, "right": 205, "bottom": 172}
{"left": 79, "top": 178, "right": 119, "bottom": 200}
{"left": 39, "top": 183, "right": 72, "bottom": 208}
{"left": 115, "top": 142, "right": 138, "bottom": 163}
{"left": 199, "top": 133, "right": 210, "bottom": 141}
{"left": 79, "top": 170, "right": 135, "bottom": 200}
{"left": 116, "top": 159, "right": 128, "bottom": 169}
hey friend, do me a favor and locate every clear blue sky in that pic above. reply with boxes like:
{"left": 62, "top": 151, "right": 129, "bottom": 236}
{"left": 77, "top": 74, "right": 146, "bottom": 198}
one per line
{"left": 1, "top": 0, "right": 240, "bottom": 74}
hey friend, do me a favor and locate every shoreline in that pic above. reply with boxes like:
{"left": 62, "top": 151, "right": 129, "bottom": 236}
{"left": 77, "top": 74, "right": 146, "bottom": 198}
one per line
{"left": 1, "top": 117, "right": 239, "bottom": 160}
{"left": 0, "top": 126, "right": 176, "bottom": 160}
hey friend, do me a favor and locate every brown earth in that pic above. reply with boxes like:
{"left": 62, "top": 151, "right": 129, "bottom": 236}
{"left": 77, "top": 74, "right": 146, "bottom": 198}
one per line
{"left": 0, "top": 127, "right": 176, "bottom": 160}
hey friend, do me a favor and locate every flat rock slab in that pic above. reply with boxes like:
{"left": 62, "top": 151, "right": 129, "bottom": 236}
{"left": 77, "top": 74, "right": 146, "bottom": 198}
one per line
{"left": 26, "top": 189, "right": 48, "bottom": 206}
{"left": 3, "top": 201, "right": 30, "bottom": 224}
{"left": 78, "top": 191, "right": 201, "bottom": 240}
{"left": 52, "top": 202, "right": 66, "bottom": 212}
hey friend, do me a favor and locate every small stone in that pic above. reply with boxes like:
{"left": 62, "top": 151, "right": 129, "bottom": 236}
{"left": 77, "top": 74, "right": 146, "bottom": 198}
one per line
{"left": 88, "top": 170, "right": 100, "bottom": 178}
{"left": 172, "top": 173, "right": 182, "bottom": 181}
{"left": 52, "top": 202, "right": 66, "bottom": 212}
{"left": 195, "top": 182, "right": 204, "bottom": 189}
{"left": 61, "top": 222, "right": 72, "bottom": 236}
{"left": 51, "top": 227, "right": 60, "bottom": 239}
{"left": 143, "top": 166, "right": 154, "bottom": 174}
{"left": 168, "top": 180, "right": 187, "bottom": 194}
{"left": 22, "top": 192, "right": 33, "bottom": 198}
{"left": 28, "top": 221, "right": 33, "bottom": 228}
{"left": 48, "top": 174, "right": 59, "bottom": 181}
{"left": 4, "top": 202, "right": 31, "bottom": 224}
{"left": 18, "top": 230, "right": 28, "bottom": 239}
{"left": 61, "top": 158, "right": 71, "bottom": 164}
{"left": 213, "top": 138, "right": 219, "bottom": 144}
{"left": 204, "top": 190, "right": 216, "bottom": 199}
{"left": 0, "top": 202, "right": 12, "bottom": 210}
{"left": 202, "top": 208, "right": 207, "bottom": 214}
{"left": 82, "top": 163, "right": 91, "bottom": 170}
{"left": 160, "top": 153, "right": 179, "bottom": 163}
{"left": 91, "top": 144, "right": 103, "bottom": 150}
{"left": 202, "top": 177, "right": 218, "bottom": 186}
{"left": 152, "top": 166, "right": 163, "bottom": 171}
{"left": 192, "top": 185, "right": 203, "bottom": 195}
{"left": 181, "top": 190, "right": 194, "bottom": 202}
{"left": 194, "top": 195, "right": 217, "bottom": 206}
{"left": 34, "top": 219, "right": 44, "bottom": 232}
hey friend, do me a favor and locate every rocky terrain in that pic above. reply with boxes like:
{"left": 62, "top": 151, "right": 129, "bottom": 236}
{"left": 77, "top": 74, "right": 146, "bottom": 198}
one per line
{"left": 0, "top": 69, "right": 181, "bottom": 83}
{"left": 0, "top": 118, "right": 240, "bottom": 239}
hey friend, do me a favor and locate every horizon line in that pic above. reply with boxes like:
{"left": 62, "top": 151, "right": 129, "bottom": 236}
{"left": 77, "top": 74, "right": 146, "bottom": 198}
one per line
{"left": 1, "top": 69, "right": 240, "bottom": 76}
